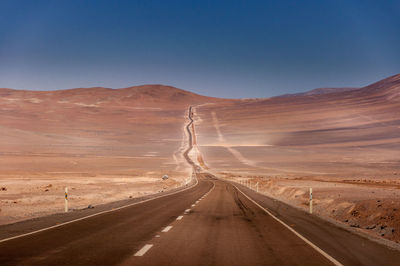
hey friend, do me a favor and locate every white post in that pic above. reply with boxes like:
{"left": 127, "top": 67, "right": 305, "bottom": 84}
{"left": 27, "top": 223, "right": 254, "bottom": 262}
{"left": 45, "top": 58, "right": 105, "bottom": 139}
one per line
{"left": 256, "top": 182, "right": 259, "bottom": 193}
{"left": 309, "top": 188, "right": 313, "bottom": 214}
{"left": 65, "top": 187, "right": 68, "bottom": 213}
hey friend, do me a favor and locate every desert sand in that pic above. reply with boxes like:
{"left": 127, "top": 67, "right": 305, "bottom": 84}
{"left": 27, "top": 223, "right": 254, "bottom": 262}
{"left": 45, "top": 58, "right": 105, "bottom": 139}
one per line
{"left": 1, "top": 74, "right": 400, "bottom": 244}
{"left": 0, "top": 85, "right": 222, "bottom": 224}
{"left": 193, "top": 74, "right": 400, "bottom": 243}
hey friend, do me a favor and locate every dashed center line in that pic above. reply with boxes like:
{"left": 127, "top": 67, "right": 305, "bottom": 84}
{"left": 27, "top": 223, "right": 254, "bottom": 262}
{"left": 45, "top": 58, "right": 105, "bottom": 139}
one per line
{"left": 162, "top": 226, "right": 173, "bottom": 232}
{"left": 191, "top": 204, "right": 196, "bottom": 207}
{"left": 184, "top": 209, "right": 191, "bottom": 213}
{"left": 134, "top": 244, "right": 153, "bottom": 256}
{"left": 176, "top": 215, "right": 183, "bottom": 220}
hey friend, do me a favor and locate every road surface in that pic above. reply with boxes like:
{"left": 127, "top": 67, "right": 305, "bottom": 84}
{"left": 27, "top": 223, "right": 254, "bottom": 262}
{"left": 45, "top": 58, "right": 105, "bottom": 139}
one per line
{"left": 1, "top": 106, "right": 400, "bottom": 265}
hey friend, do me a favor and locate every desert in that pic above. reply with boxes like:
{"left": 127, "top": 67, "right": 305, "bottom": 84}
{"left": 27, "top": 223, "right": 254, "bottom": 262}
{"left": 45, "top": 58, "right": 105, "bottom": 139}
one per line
{"left": 1, "top": 74, "right": 400, "bottom": 247}
{"left": 194, "top": 73, "right": 400, "bottom": 243}
{"left": 0, "top": 85, "right": 222, "bottom": 224}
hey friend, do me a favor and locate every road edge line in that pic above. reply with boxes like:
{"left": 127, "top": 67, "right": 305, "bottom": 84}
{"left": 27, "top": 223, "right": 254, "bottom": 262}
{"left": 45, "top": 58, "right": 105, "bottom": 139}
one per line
{"left": 233, "top": 184, "right": 343, "bottom": 266}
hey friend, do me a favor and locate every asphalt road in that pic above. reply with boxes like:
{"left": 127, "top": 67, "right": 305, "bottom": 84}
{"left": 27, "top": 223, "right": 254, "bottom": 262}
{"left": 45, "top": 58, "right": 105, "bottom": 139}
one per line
{"left": 124, "top": 175, "right": 332, "bottom": 266}
{"left": 0, "top": 174, "right": 331, "bottom": 266}
{"left": 2, "top": 173, "right": 400, "bottom": 265}
{"left": 0, "top": 176, "right": 212, "bottom": 265}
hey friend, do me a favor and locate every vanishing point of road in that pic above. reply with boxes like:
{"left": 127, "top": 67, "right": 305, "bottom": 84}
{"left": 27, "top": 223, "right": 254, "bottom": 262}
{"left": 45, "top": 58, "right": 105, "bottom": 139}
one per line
{"left": 0, "top": 107, "right": 399, "bottom": 265}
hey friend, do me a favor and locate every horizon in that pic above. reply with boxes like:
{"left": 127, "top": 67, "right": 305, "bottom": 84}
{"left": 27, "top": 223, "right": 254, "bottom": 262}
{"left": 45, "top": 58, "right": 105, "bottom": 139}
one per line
{"left": 1, "top": 0, "right": 400, "bottom": 98}
{"left": 0, "top": 71, "right": 396, "bottom": 100}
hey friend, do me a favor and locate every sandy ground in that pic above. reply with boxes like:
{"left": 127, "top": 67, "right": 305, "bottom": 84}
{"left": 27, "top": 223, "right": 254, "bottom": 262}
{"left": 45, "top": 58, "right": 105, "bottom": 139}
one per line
{"left": 0, "top": 85, "right": 216, "bottom": 225}
{"left": 0, "top": 174, "right": 188, "bottom": 225}
{"left": 1, "top": 74, "right": 400, "bottom": 245}
{"left": 193, "top": 75, "right": 400, "bottom": 243}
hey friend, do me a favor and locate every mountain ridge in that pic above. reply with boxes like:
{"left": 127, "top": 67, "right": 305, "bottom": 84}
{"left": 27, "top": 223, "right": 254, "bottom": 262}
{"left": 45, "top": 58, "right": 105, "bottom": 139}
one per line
{"left": 1, "top": 73, "right": 399, "bottom": 101}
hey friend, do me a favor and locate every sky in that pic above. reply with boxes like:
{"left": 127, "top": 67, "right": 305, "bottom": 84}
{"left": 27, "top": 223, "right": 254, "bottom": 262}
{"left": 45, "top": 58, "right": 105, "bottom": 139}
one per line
{"left": 0, "top": 0, "right": 399, "bottom": 98}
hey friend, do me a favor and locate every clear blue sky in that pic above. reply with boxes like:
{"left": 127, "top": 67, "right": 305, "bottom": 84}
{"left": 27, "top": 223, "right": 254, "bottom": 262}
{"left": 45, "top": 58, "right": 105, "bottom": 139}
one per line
{"left": 1, "top": 0, "right": 399, "bottom": 98}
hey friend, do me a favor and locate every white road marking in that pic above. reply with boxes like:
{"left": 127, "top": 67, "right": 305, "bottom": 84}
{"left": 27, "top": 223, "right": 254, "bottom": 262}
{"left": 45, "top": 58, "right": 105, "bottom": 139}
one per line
{"left": 134, "top": 244, "right": 153, "bottom": 256}
{"left": 184, "top": 209, "right": 191, "bottom": 213}
{"left": 234, "top": 184, "right": 343, "bottom": 266}
{"left": 176, "top": 215, "right": 183, "bottom": 220}
{"left": 0, "top": 176, "right": 200, "bottom": 243}
{"left": 191, "top": 204, "right": 196, "bottom": 207}
{"left": 155, "top": 235, "right": 160, "bottom": 238}
{"left": 162, "top": 226, "right": 173, "bottom": 232}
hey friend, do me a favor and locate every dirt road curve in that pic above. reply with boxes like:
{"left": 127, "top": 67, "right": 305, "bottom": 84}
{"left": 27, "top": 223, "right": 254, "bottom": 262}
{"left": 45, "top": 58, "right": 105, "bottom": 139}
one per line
{"left": 1, "top": 106, "right": 400, "bottom": 265}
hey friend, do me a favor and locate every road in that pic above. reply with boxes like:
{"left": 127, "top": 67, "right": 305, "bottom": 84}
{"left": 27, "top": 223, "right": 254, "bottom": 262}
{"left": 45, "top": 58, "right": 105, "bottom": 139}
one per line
{"left": 1, "top": 106, "right": 400, "bottom": 265}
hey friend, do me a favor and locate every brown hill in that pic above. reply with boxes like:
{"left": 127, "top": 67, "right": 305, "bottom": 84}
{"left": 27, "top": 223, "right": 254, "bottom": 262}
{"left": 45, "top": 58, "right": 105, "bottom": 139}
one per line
{"left": 275, "top": 73, "right": 400, "bottom": 101}
{"left": 193, "top": 73, "right": 400, "bottom": 242}
{"left": 277, "top": 87, "right": 358, "bottom": 98}
{"left": 0, "top": 84, "right": 229, "bottom": 224}
{"left": 0, "top": 84, "right": 222, "bottom": 108}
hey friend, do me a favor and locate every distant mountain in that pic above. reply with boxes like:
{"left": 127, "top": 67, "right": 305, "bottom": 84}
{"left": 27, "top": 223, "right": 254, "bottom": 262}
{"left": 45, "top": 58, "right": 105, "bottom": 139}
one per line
{"left": 1, "top": 73, "right": 399, "bottom": 104}
{"left": 275, "top": 73, "right": 400, "bottom": 100}
{"left": 0, "top": 84, "right": 224, "bottom": 109}
{"left": 359, "top": 73, "right": 400, "bottom": 100}
{"left": 276, "top": 87, "right": 358, "bottom": 98}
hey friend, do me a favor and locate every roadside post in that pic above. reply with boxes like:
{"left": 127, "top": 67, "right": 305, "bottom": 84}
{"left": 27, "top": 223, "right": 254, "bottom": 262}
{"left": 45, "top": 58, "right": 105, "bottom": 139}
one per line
{"left": 65, "top": 187, "right": 68, "bottom": 213}
{"left": 309, "top": 188, "right": 313, "bottom": 214}
{"left": 256, "top": 182, "right": 259, "bottom": 193}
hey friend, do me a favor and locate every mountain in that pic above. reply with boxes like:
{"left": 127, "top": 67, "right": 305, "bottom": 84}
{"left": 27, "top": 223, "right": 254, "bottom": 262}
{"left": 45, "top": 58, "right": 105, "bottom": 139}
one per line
{"left": 275, "top": 73, "right": 400, "bottom": 100}
{"left": 276, "top": 87, "right": 358, "bottom": 98}
{"left": 358, "top": 73, "right": 400, "bottom": 100}
{"left": 0, "top": 84, "right": 223, "bottom": 109}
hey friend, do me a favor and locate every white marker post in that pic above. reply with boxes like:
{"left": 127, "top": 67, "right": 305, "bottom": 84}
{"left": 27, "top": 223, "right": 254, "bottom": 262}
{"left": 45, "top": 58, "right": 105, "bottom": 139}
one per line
{"left": 309, "top": 188, "right": 313, "bottom": 214}
{"left": 65, "top": 187, "right": 68, "bottom": 213}
{"left": 256, "top": 182, "right": 259, "bottom": 193}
